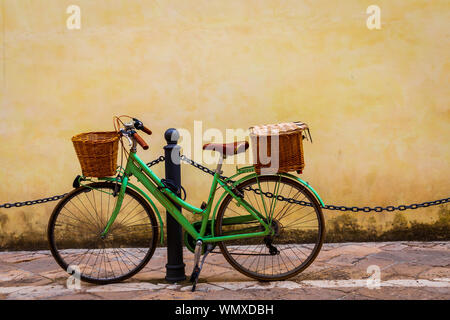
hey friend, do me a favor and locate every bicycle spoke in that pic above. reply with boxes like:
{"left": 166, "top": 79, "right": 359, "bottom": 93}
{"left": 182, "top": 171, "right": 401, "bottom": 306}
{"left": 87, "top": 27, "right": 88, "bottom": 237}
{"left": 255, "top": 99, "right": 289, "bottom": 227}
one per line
{"left": 69, "top": 197, "right": 102, "bottom": 231}
{"left": 83, "top": 192, "right": 104, "bottom": 230}
{"left": 115, "top": 201, "right": 142, "bottom": 226}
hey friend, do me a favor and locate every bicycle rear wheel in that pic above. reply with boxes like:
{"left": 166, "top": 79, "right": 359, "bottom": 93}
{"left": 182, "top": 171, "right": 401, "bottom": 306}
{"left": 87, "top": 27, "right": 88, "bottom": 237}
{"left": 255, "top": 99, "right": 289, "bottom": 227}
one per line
{"left": 215, "top": 175, "right": 325, "bottom": 281}
{"left": 48, "top": 182, "right": 158, "bottom": 284}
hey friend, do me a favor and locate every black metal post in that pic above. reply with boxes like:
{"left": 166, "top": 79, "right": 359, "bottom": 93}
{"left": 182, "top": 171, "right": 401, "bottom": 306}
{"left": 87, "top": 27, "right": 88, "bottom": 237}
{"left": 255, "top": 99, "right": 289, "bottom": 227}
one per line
{"left": 164, "top": 128, "right": 186, "bottom": 282}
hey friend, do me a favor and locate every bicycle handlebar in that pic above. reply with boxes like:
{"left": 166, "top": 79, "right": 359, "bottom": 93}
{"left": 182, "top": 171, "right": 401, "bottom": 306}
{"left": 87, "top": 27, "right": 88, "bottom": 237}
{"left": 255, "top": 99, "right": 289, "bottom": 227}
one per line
{"left": 140, "top": 125, "right": 152, "bottom": 135}
{"left": 132, "top": 131, "right": 149, "bottom": 150}
{"left": 133, "top": 118, "right": 152, "bottom": 136}
{"left": 118, "top": 116, "right": 151, "bottom": 150}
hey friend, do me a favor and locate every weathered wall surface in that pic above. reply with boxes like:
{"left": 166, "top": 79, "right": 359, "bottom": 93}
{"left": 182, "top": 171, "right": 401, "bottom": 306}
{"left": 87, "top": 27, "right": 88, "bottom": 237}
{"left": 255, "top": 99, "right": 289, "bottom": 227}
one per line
{"left": 0, "top": 0, "right": 449, "bottom": 247}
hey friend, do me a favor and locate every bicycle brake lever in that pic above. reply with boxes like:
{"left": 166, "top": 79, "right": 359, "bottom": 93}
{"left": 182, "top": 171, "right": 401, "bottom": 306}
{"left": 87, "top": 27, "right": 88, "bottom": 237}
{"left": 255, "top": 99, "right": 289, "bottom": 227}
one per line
{"left": 119, "top": 132, "right": 133, "bottom": 147}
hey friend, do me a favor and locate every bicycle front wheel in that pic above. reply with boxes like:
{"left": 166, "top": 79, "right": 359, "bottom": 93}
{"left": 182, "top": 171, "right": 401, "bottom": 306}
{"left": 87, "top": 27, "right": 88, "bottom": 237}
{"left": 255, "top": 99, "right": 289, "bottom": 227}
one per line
{"left": 48, "top": 182, "right": 158, "bottom": 284}
{"left": 215, "top": 175, "right": 325, "bottom": 281}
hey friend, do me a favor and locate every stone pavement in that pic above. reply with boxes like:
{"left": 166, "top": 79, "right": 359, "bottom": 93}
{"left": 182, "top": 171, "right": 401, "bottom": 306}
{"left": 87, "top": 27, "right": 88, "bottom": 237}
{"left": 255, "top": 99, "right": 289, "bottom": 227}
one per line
{"left": 0, "top": 242, "right": 448, "bottom": 300}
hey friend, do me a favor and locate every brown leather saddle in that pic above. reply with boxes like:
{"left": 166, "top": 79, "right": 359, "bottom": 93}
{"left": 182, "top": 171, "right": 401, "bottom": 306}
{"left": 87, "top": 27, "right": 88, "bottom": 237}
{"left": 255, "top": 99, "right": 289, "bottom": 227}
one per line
{"left": 202, "top": 141, "right": 249, "bottom": 157}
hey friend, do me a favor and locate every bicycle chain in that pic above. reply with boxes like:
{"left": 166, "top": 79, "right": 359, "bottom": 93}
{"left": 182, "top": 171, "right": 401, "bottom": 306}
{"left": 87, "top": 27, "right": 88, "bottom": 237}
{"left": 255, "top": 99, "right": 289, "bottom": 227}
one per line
{"left": 1, "top": 155, "right": 449, "bottom": 212}
{"left": 179, "top": 155, "right": 450, "bottom": 212}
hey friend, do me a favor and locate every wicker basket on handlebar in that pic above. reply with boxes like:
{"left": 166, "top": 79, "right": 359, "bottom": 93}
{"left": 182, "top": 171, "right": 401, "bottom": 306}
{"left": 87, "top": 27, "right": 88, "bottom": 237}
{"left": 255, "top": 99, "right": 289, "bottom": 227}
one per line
{"left": 72, "top": 131, "right": 119, "bottom": 177}
{"left": 249, "top": 121, "right": 310, "bottom": 174}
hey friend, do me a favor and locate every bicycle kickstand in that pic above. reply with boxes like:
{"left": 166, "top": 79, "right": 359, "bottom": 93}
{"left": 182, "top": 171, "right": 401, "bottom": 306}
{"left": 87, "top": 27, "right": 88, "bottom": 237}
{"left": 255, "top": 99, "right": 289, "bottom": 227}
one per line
{"left": 190, "top": 240, "right": 214, "bottom": 292}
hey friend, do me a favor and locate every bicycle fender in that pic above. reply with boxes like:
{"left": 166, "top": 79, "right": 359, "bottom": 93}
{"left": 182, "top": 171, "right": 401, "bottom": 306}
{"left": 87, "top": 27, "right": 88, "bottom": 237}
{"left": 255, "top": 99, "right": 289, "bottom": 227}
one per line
{"left": 99, "top": 177, "right": 165, "bottom": 244}
{"left": 279, "top": 173, "right": 325, "bottom": 207}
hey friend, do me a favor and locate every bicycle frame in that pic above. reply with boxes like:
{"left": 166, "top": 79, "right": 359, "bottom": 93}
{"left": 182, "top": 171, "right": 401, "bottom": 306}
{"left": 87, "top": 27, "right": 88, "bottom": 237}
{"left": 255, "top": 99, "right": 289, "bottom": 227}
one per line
{"left": 100, "top": 151, "right": 272, "bottom": 244}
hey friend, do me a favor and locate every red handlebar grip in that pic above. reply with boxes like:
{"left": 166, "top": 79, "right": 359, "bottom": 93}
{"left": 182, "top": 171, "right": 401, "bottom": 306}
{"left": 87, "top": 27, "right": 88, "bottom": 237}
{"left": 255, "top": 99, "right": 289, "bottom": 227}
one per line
{"left": 133, "top": 132, "right": 149, "bottom": 150}
{"left": 141, "top": 126, "right": 152, "bottom": 135}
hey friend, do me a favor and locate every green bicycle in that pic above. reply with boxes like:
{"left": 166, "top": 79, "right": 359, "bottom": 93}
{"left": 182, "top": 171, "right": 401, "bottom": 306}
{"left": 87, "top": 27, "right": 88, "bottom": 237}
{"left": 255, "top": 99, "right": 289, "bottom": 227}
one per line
{"left": 48, "top": 117, "right": 325, "bottom": 290}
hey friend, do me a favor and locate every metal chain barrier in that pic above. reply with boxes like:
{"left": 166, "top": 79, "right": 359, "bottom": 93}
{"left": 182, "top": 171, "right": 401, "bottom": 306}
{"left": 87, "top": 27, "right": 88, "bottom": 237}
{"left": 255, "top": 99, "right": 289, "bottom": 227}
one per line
{"left": 146, "top": 155, "right": 166, "bottom": 168}
{"left": 1, "top": 154, "right": 449, "bottom": 212}
{"left": 322, "top": 199, "right": 449, "bottom": 212}
{"left": 0, "top": 194, "right": 68, "bottom": 209}
{"left": 0, "top": 155, "right": 167, "bottom": 209}
{"left": 180, "top": 155, "right": 231, "bottom": 181}
{"left": 179, "top": 155, "right": 450, "bottom": 213}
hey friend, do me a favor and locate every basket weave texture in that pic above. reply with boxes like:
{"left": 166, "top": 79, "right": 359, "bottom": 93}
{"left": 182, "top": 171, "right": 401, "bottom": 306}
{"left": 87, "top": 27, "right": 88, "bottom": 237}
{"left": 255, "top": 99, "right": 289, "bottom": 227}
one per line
{"left": 72, "top": 131, "right": 119, "bottom": 177}
{"left": 249, "top": 122, "right": 308, "bottom": 174}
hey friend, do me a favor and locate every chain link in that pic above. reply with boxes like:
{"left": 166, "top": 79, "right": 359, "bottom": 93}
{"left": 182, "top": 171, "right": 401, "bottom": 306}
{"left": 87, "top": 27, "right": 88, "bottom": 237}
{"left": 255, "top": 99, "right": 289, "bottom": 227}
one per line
{"left": 146, "top": 155, "right": 166, "bottom": 168}
{"left": 180, "top": 155, "right": 232, "bottom": 182}
{"left": 1, "top": 155, "right": 448, "bottom": 212}
{"left": 0, "top": 194, "right": 68, "bottom": 209}
{"left": 321, "top": 199, "right": 450, "bottom": 212}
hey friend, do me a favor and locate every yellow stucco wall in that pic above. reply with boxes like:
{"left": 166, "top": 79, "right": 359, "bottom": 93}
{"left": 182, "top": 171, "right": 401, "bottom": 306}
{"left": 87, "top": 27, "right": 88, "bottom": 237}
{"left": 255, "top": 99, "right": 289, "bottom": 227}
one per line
{"left": 0, "top": 0, "right": 449, "bottom": 240}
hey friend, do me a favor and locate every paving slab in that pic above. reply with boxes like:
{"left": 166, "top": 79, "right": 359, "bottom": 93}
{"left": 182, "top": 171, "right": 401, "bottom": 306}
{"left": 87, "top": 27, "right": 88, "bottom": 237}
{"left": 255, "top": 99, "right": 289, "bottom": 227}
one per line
{"left": 5, "top": 284, "right": 72, "bottom": 300}
{"left": 0, "top": 241, "right": 448, "bottom": 300}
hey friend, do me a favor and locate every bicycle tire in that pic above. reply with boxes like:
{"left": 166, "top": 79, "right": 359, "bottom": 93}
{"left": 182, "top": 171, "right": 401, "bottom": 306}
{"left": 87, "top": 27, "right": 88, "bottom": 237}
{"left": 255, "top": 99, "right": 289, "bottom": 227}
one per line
{"left": 215, "top": 175, "right": 325, "bottom": 281}
{"left": 47, "top": 182, "right": 158, "bottom": 284}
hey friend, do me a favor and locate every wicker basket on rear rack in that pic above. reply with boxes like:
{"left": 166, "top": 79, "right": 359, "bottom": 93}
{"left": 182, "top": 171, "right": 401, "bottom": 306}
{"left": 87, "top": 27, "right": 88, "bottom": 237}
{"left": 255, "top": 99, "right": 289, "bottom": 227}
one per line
{"left": 72, "top": 132, "right": 119, "bottom": 178}
{"left": 249, "top": 121, "right": 311, "bottom": 174}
